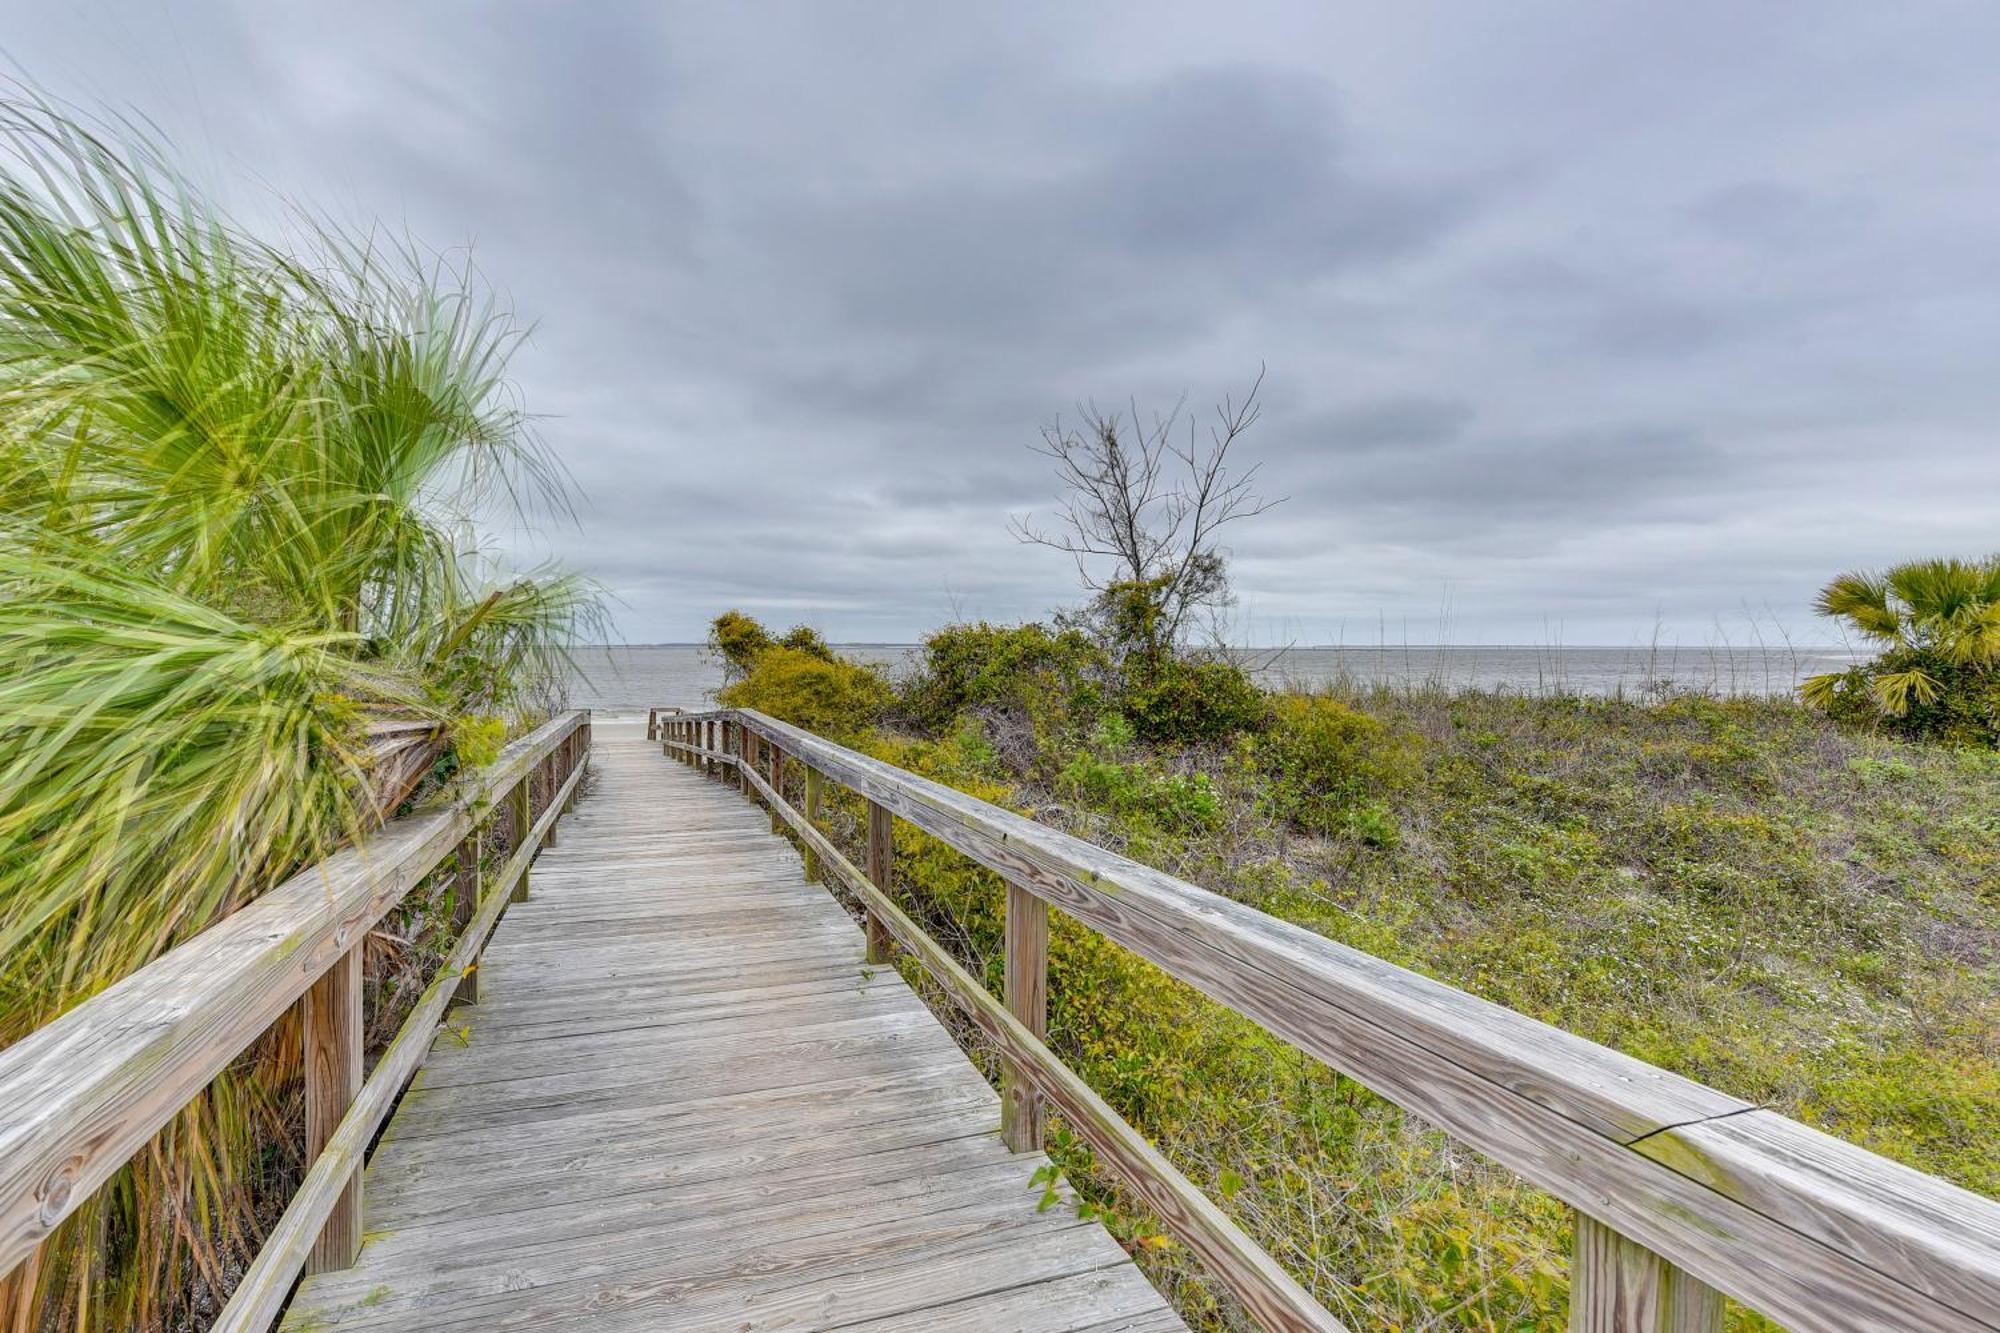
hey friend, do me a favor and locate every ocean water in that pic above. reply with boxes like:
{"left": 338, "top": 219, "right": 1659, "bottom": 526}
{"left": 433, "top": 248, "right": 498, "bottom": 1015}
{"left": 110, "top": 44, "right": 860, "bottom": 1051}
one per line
{"left": 564, "top": 643, "right": 1860, "bottom": 715}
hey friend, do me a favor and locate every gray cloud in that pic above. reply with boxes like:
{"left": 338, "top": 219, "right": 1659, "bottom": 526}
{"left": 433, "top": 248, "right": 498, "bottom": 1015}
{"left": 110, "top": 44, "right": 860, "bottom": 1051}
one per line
{"left": 7, "top": 1, "right": 1999, "bottom": 645}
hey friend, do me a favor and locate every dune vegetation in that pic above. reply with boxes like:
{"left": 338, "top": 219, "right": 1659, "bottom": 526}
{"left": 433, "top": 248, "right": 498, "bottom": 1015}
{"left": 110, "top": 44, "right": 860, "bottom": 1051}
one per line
{"left": 712, "top": 607, "right": 1997, "bottom": 1330}
{"left": 0, "top": 99, "right": 591, "bottom": 1327}
{"left": 700, "top": 380, "right": 1997, "bottom": 1328}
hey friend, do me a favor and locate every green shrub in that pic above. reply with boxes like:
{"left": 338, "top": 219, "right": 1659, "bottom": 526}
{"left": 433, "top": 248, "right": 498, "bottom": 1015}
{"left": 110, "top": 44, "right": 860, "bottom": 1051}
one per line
{"left": 1058, "top": 753, "right": 1222, "bottom": 833}
{"left": 1122, "top": 657, "right": 1265, "bottom": 744}
{"left": 1803, "top": 556, "right": 2000, "bottom": 748}
{"left": 1250, "top": 694, "right": 1420, "bottom": 836}
{"left": 708, "top": 609, "right": 774, "bottom": 678}
{"left": 900, "top": 620, "right": 1111, "bottom": 734}
{"left": 778, "top": 624, "right": 837, "bottom": 662}
{"left": 717, "top": 645, "right": 889, "bottom": 742}
{"left": 1808, "top": 650, "right": 1999, "bottom": 748}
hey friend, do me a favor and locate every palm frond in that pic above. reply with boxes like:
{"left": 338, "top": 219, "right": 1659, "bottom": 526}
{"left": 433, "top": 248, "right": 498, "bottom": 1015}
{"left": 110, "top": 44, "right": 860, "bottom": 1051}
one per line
{"left": 1869, "top": 667, "right": 1942, "bottom": 718}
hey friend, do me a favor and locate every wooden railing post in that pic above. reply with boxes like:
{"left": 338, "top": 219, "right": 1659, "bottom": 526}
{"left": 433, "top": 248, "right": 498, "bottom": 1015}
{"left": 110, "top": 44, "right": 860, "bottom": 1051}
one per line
{"left": 508, "top": 776, "right": 532, "bottom": 902}
{"left": 451, "top": 829, "right": 482, "bottom": 1007}
{"left": 1001, "top": 882, "right": 1049, "bottom": 1153}
{"left": 767, "top": 743, "right": 785, "bottom": 832}
{"left": 802, "top": 766, "right": 823, "bottom": 882}
{"left": 704, "top": 719, "right": 717, "bottom": 776}
{"left": 864, "top": 801, "right": 894, "bottom": 965}
{"left": 303, "top": 947, "right": 363, "bottom": 1273}
{"left": 541, "top": 755, "right": 561, "bottom": 847}
{"left": 1, "top": 1244, "right": 41, "bottom": 1333}
{"left": 1569, "top": 1212, "right": 1724, "bottom": 1333}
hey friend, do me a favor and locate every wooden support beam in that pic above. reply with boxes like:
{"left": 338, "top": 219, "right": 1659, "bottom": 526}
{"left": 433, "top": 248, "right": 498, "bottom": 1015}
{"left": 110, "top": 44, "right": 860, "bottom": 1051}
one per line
{"left": 1570, "top": 1212, "right": 1725, "bottom": 1333}
{"left": 303, "top": 947, "right": 363, "bottom": 1274}
{"left": 541, "top": 756, "right": 560, "bottom": 847}
{"left": 508, "top": 777, "right": 532, "bottom": 903}
{"left": 0, "top": 1243, "right": 40, "bottom": 1333}
{"left": 450, "top": 829, "right": 481, "bottom": 1007}
{"left": 1001, "top": 881, "right": 1049, "bottom": 1153}
{"left": 864, "top": 800, "right": 895, "bottom": 965}
{"left": 212, "top": 747, "right": 588, "bottom": 1332}
{"left": 802, "top": 766, "right": 823, "bottom": 882}
{"left": 767, "top": 744, "right": 785, "bottom": 832}
{"left": 738, "top": 757, "right": 1341, "bottom": 1333}
{"left": 0, "top": 712, "right": 585, "bottom": 1284}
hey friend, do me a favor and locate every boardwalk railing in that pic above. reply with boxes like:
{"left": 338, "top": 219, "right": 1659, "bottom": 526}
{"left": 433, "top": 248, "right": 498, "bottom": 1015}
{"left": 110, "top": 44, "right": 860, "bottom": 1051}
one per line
{"left": 0, "top": 709, "right": 592, "bottom": 1332}
{"left": 659, "top": 707, "right": 2000, "bottom": 1333}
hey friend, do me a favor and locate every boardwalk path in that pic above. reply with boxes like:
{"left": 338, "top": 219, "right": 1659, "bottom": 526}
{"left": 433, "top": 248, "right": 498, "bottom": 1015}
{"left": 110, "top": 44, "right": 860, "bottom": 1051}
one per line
{"left": 283, "top": 720, "right": 1183, "bottom": 1332}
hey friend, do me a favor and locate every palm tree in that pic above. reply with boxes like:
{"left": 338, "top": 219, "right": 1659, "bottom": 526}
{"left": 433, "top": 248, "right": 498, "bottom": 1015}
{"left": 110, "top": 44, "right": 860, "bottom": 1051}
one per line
{"left": 1803, "top": 557, "right": 2000, "bottom": 716}
{"left": 0, "top": 94, "right": 597, "bottom": 1327}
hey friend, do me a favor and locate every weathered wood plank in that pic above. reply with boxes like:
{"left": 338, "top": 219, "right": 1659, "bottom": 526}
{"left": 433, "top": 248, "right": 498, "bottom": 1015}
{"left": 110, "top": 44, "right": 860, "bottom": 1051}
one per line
{"left": 507, "top": 775, "right": 533, "bottom": 902}
{"left": 1002, "top": 880, "right": 1049, "bottom": 1153}
{"left": 0, "top": 711, "right": 587, "bottom": 1280}
{"left": 0, "top": 1243, "right": 39, "bottom": 1333}
{"left": 279, "top": 722, "right": 1178, "bottom": 1333}
{"left": 1570, "top": 1212, "right": 1724, "bottom": 1333}
{"left": 449, "top": 830, "right": 482, "bottom": 1007}
{"left": 865, "top": 799, "right": 895, "bottom": 965}
{"left": 737, "top": 757, "right": 1338, "bottom": 1333}
{"left": 212, "top": 747, "right": 587, "bottom": 1333}
{"left": 803, "top": 764, "right": 824, "bottom": 882}
{"left": 302, "top": 946, "right": 364, "bottom": 1273}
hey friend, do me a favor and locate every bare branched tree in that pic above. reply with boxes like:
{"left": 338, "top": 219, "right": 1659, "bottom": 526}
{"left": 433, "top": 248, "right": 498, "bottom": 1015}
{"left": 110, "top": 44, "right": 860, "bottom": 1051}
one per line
{"left": 1011, "top": 367, "right": 1280, "bottom": 661}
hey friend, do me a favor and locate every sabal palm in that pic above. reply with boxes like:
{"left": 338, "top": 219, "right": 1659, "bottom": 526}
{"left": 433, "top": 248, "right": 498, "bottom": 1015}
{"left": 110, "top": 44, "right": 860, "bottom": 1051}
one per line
{"left": 1804, "top": 557, "right": 2000, "bottom": 715}
{"left": 0, "top": 95, "right": 594, "bottom": 1327}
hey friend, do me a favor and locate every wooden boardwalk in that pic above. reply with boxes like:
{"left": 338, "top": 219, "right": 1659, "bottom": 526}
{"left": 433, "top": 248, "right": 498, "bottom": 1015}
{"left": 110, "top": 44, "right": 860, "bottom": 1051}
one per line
{"left": 281, "top": 721, "right": 1183, "bottom": 1332}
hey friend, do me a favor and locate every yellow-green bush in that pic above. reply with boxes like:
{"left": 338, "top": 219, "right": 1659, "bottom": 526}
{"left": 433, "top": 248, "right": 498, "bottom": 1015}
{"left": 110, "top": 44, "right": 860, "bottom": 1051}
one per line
{"left": 1250, "top": 694, "right": 1420, "bottom": 840}
{"left": 767, "top": 654, "right": 1997, "bottom": 1331}
{"left": 707, "top": 608, "right": 773, "bottom": 677}
{"left": 717, "top": 645, "right": 889, "bottom": 743}
{"left": 1122, "top": 656, "right": 1265, "bottom": 743}
{"left": 899, "top": 620, "right": 1112, "bottom": 736}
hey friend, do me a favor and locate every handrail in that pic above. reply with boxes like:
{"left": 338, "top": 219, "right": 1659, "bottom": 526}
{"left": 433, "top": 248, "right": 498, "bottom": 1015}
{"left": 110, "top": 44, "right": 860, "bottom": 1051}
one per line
{"left": 659, "top": 706, "right": 2000, "bottom": 1333}
{"left": 645, "top": 704, "right": 684, "bottom": 739}
{"left": 0, "top": 709, "right": 592, "bottom": 1316}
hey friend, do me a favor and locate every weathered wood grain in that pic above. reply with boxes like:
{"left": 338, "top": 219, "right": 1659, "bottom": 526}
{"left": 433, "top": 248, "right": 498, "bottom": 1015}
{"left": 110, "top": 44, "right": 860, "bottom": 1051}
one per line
{"left": 768, "top": 742, "right": 785, "bottom": 832}
{"left": 303, "top": 946, "right": 364, "bottom": 1273}
{"left": 0, "top": 1242, "right": 39, "bottom": 1333}
{"left": 0, "top": 711, "right": 587, "bottom": 1281}
{"left": 449, "top": 830, "right": 481, "bottom": 1007}
{"left": 506, "top": 775, "right": 532, "bottom": 902}
{"left": 695, "top": 707, "right": 2000, "bottom": 1333}
{"left": 803, "top": 764, "right": 824, "bottom": 882}
{"left": 279, "top": 723, "right": 1180, "bottom": 1333}
{"left": 1570, "top": 1212, "right": 1723, "bottom": 1333}
{"left": 865, "top": 799, "right": 895, "bottom": 965}
{"left": 1002, "top": 880, "right": 1049, "bottom": 1153}
{"left": 211, "top": 742, "right": 586, "bottom": 1332}
{"left": 736, "top": 757, "right": 1339, "bottom": 1333}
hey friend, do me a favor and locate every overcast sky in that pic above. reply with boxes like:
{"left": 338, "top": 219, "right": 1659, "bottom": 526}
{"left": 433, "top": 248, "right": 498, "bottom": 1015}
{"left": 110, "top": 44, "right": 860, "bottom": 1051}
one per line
{"left": 9, "top": 3, "right": 1997, "bottom": 645}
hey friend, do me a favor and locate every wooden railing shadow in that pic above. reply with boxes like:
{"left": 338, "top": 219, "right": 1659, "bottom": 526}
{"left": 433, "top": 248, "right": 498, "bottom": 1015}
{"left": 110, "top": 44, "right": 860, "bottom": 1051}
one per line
{"left": 0, "top": 711, "right": 592, "bottom": 1332}
{"left": 659, "top": 707, "right": 2000, "bottom": 1333}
